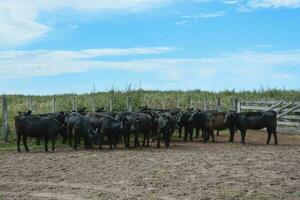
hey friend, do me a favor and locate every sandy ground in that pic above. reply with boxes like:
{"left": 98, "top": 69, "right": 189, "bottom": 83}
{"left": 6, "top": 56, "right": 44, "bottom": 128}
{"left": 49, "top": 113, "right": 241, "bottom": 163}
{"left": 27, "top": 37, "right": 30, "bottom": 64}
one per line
{"left": 0, "top": 131, "right": 300, "bottom": 200}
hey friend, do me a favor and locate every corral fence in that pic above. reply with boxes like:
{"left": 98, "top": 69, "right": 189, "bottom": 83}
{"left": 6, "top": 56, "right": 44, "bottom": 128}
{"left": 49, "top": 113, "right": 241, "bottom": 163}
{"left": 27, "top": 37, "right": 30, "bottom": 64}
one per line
{"left": 1, "top": 94, "right": 299, "bottom": 142}
{"left": 240, "top": 100, "right": 300, "bottom": 134}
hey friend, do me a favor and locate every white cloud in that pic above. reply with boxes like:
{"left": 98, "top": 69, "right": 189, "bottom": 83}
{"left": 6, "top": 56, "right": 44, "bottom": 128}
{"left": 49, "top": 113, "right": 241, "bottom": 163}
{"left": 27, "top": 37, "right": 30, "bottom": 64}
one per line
{"left": 0, "top": 0, "right": 171, "bottom": 47}
{"left": 0, "top": 48, "right": 299, "bottom": 91}
{"left": 219, "top": 0, "right": 300, "bottom": 10}
{"left": 182, "top": 11, "right": 227, "bottom": 19}
{"left": 246, "top": 0, "right": 300, "bottom": 9}
{"left": 272, "top": 73, "right": 295, "bottom": 80}
{"left": 175, "top": 11, "right": 226, "bottom": 26}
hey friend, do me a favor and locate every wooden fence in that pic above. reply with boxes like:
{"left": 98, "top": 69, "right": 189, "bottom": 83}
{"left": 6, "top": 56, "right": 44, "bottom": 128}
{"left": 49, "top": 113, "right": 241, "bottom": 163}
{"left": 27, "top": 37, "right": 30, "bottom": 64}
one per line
{"left": 240, "top": 100, "right": 300, "bottom": 134}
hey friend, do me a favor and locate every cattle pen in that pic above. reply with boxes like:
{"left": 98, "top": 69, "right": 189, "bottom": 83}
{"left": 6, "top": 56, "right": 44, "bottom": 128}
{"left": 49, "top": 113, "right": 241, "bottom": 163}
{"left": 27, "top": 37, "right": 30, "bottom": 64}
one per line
{"left": 0, "top": 90, "right": 300, "bottom": 200}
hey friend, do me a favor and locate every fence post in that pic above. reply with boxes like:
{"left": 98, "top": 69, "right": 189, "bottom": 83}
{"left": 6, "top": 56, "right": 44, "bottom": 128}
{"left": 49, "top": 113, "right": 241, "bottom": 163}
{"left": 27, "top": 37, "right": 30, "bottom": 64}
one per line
{"left": 92, "top": 95, "right": 96, "bottom": 112}
{"left": 190, "top": 98, "right": 193, "bottom": 108}
{"left": 203, "top": 97, "right": 207, "bottom": 111}
{"left": 51, "top": 97, "right": 56, "bottom": 113}
{"left": 72, "top": 96, "right": 76, "bottom": 111}
{"left": 216, "top": 97, "right": 221, "bottom": 111}
{"left": 234, "top": 98, "right": 240, "bottom": 112}
{"left": 109, "top": 96, "right": 113, "bottom": 112}
{"left": 162, "top": 97, "right": 166, "bottom": 109}
{"left": 27, "top": 96, "right": 32, "bottom": 111}
{"left": 176, "top": 96, "right": 180, "bottom": 109}
{"left": 2, "top": 95, "right": 9, "bottom": 142}
{"left": 127, "top": 96, "right": 132, "bottom": 112}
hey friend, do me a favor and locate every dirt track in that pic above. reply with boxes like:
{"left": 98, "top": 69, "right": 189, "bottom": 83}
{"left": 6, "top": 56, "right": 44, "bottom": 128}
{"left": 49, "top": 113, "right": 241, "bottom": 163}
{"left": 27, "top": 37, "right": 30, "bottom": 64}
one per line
{"left": 0, "top": 131, "right": 300, "bottom": 200}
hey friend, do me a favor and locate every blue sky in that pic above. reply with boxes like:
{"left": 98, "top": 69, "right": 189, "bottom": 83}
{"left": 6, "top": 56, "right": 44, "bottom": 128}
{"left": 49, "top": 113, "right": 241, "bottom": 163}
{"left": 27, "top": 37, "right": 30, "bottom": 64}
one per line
{"left": 0, "top": 0, "right": 300, "bottom": 95}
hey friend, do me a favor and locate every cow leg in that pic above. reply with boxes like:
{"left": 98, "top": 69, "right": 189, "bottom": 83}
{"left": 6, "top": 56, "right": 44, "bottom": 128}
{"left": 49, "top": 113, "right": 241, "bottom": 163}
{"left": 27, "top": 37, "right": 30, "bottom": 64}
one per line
{"left": 68, "top": 128, "right": 73, "bottom": 147}
{"left": 73, "top": 130, "right": 79, "bottom": 150}
{"left": 146, "top": 131, "right": 150, "bottom": 147}
{"left": 229, "top": 127, "right": 235, "bottom": 142}
{"left": 108, "top": 133, "right": 112, "bottom": 150}
{"left": 211, "top": 130, "right": 215, "bottom": 142}
{"left": 44, "top": 136, "right": 49, "bottom": 152}
{"left": 125, "top": 132, "right": 130, "bottom": 148}
{"left": 165, "top": 132, "right": 171, "bottom": 148}
{"left": 266, "top": 126, "right": 272, "bottom": 145}
{"left": 98, "top": 132, "right": 103, "bottom": 150}
{"left": 134, "top": 133, "right": 140, "bottom": 148}
{"left": 157, "top": 132, "right": 161, "bottom": 148}
{"left": 241, "top": 130, "right": 246, "bottom": 145}
{"left": 142, "top": 132, "right": 146, "bottom": 147}
{"left": 195, "top": 128, "right": 200, "bottom": 138}
{"left": 273, "top": 128, "right": 278, "bottom": 145}
{"left": 17, "top": 134, "right": 21, "bottom": 152}
{"left": 22, "top": 135, "right": 29, "bottom": 152}
{"left": 216, "top": 130, "right": 219, "bottom": 136}
{"left": 189, "top": 128, "right": 193, "bottom": 141}
{"left": 51, "top": 138, "right": 56, "bottom": 152}
{"left": 183, "top": 128, "right": 188, "bottom": 142}
{"left": 178, "top": 126, "right": 182, "bottom": 138}
{"left": 201, "top": 129, "right": 205, "bottom": 139}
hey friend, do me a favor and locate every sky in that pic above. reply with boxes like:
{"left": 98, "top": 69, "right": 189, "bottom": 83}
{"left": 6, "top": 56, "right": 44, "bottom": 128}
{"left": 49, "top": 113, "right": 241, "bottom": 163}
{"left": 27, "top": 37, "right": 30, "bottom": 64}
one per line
{"left": 0, "top": 0, "right": 300, "bottom": 95}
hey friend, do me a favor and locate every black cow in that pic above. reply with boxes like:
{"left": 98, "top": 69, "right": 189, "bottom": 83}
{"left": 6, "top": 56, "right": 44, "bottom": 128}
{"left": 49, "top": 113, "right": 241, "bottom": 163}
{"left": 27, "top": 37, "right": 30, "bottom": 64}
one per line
{"left": 86, "top": 112, "right": 123, "bottom": 150}
{"left": 138, "top": 109, "right": 161, "bottom": 142}
{"left": 177, "top": 111, "right": 194, "bottom": 141}
{"left": 15, "top": 115, "right": 66, "bottom": 152}
{"left": 157, "top": 113, "right": 178, "bottom": 148}
{"left": 65, "top": 112, "right": 95, "bottom": 150}
{"left": 224, "top": 111, "right": 277, "bottom": 145}
{"left": 121, "top": 112, "right": 153, "bottom": 148}
{"left": 203, "top": 111, "right": 234, "bottom": 142}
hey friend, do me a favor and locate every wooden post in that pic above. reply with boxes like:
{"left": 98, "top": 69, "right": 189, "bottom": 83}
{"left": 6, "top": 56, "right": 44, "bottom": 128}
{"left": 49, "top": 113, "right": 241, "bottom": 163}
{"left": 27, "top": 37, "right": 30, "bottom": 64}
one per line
{"left": 238, "top": 101, "right": 241, "bottom": 113}
{"left": 190, "top": 98, "right": 193, "bottom": 108}
{"left": 216, "top": 97, "right": 221, "bottom": 111}
{"left": 109, "top": 96, "right": 113, "bottom": 112}
{"left": 2, "top": 95, "right": 9, "bottom": 142}
{"left": 176, "top": 96, "right": 180, "bottom": 109}
{"left": 72, "top": 96, "right": 76, "bottom": 111}
{"left": 234, "top": 98, "right": 238, "bottom": 112}
{"left": 127, "top": 96, "right": 132, "bottom": 112}
{"left": 203, "top": 97, "right": 207, "bottom": 111}
{"left": 27, "top": 96, "right": 32, "bottom": 111}
{"left": 52, "top": 97, "right": 56, "bottom": 113}
{"left": 92, "top": 95, "right": 96, "bottom": 112}
{"left": 162, "top": 97, "right": 166, "bottom": 109}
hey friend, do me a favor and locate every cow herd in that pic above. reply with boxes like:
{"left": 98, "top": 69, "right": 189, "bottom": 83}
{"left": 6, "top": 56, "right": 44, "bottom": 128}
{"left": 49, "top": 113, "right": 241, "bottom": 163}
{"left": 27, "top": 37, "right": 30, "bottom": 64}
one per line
{"left": 14, "top": 106, "right": 278, "bottom": 152}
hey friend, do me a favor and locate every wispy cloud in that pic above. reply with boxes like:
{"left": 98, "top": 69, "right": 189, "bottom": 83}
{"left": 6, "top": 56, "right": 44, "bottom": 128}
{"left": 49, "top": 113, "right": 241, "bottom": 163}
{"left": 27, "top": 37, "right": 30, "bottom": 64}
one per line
{"left": 219, "top": 0, "right": 300, "bottom": 10}
{"left": 0, "top": 0, "right": 172, "bottom": 47}
{"left": 182, "top": 11, "right": 227, "bottom": 19}
{"left": 0, "top": 48, "right": 299, "bottom": 90}
{"left": 175, "top": 11, "right": 226, "bottom": 26}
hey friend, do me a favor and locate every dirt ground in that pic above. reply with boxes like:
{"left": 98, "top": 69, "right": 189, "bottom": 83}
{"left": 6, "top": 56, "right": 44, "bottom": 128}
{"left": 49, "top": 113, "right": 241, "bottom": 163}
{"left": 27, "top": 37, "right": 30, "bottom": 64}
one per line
{"left": 0, "top": 131, "right": 300, "bottom": 200}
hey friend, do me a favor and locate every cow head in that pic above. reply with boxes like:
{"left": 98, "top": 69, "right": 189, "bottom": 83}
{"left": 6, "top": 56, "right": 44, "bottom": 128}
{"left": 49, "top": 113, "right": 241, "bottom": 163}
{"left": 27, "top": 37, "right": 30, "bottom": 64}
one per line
{"left": 224, "top": 111, "right": 237, "bottom": 126}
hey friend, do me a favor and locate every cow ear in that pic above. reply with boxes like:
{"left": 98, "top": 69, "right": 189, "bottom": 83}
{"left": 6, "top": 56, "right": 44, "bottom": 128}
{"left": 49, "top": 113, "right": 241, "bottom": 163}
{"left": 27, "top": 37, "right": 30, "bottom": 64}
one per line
{"left": 18, "top": 111, "right": 22, "bottom": 115}
{"left": 28, "top": 110, "right": 32, "bottom": 114}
